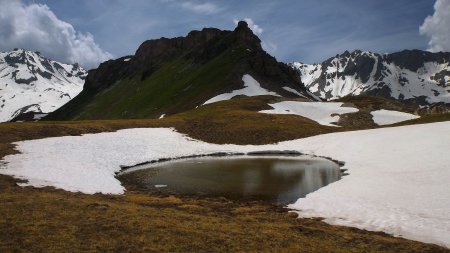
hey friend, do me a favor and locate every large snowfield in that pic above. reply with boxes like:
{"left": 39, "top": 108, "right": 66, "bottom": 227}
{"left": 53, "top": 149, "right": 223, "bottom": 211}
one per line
{"left": 1, "top": 122, "right": 450, "bottom": 247}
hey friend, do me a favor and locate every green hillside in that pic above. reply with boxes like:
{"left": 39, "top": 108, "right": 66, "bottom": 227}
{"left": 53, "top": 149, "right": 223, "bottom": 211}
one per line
{"left": 70, "top": 48, "right": 247, "bottom": 120}
{"left": 47, "top": 21, "right": 309, "bottom": 121}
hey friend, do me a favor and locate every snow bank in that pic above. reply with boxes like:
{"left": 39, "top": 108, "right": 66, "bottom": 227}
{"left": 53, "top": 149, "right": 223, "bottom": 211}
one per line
{"left": 371, "top": 109, "right": 420, "bottom": 125}
{"left": 203, "top": 74, "right": 280, "bottom": 105}
{"left": 283, "top": 122, "right": 450, "bottom": 247}
{"left": 260, "top": 101, "right": 358, "bottom": 126}
{"left": 1, "top": 122, "right": 450, "bottom": 247}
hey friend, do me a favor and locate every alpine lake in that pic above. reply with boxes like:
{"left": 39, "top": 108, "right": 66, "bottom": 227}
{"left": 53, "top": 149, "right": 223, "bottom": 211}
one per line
{"left": 118, "top": 154, "right": 342, "bottom": 204}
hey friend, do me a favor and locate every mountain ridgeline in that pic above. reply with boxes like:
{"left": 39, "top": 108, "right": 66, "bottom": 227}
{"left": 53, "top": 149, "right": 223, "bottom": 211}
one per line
{"left": 292, "top": 50, "right": 450, "bottom": 105}
{"left": 48, "top": 21, "right": 312, "bottom": 120}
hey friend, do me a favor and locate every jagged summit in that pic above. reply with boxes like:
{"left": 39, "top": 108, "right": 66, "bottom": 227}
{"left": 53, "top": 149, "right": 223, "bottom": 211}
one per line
{"left": 0, "top": 49, "right": 86, "bottom": 122}
{"left": 233, "top": 21, "right": 262, "bottom": 49}
{"left": 48, "top": 21, "right": 313, "bottom": 120}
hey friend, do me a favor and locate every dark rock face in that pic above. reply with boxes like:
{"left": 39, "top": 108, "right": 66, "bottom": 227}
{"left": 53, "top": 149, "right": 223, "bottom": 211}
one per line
{"left": 331, "top": 50, "right": 376, "bottom": 83}
{"left": 5, "top": 50, "right": 28, "bottom": 67}
{"left": 11, "top": 69, "right": 37, "bottom": 84}
{"left": 83, "top": 57, "right": 132, "bottom": 92}
{"left": 431, "top": 69, "right": 450, "bottom": 87}
{"left": 134, "top": 28, "right": 228, "bottom": 65}
{"left": 385, "top": 50, "right": 450, "bottom": 72}
{"left": 233, "top": 21, "right": 262, "bottom": 50}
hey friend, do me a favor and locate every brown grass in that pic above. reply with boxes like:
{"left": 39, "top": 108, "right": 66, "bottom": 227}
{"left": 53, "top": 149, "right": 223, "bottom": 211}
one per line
{"left": 1, "top": 175, "right": 447, "bottom": 252}
{"left": 1, "top": 96, "right": 449, "bottom": 252}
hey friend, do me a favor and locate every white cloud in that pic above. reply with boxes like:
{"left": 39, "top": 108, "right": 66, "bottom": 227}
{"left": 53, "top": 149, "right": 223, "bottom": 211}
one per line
{"left": 180, "top": 1, "right": 220, "bottom": 14}
{"left": 0, "top": 0, "right": 112, "bottom": 69}
{"left": 234, "top": 18, "right": 263, "bottom": 35}
{"left": 420, "top": 0, "right": 450, "bottom": 52}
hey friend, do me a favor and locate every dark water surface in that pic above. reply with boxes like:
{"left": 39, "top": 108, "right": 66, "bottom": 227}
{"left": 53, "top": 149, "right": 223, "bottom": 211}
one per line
{"left": 119, "top": 156, "right": 341, "bottom": 204}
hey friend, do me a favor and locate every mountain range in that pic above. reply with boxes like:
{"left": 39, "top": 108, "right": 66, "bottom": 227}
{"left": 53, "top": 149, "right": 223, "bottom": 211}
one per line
{"left": 1, "top": 22, "right": 449, "bottom": 123}
{"left": 0, "top": 49, "right": 86, "bottom": 122}
{"left": 291, "top": 50, "right": 450, "bottom": 105}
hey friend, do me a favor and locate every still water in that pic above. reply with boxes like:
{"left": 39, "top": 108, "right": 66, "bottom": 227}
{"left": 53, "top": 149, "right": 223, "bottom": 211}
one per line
{"left": 119, "top": 156, "right": 341, "bottom": 204}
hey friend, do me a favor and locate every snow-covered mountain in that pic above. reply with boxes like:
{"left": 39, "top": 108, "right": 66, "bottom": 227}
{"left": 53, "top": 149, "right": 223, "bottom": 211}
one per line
{"left": 0, "top": 49, "right": 86, "bottom": 122}
{"left": 291, "top": 50, "right": 450, "bottom": 105}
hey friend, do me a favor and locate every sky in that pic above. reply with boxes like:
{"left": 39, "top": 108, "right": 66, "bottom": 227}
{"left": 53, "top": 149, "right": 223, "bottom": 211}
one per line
{"left": 1, "top": 0, "right": 449, "bottom": 69}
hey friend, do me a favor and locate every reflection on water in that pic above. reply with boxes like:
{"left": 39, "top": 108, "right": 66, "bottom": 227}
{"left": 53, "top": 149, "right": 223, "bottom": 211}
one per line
{"left": 118, "top": 156, "right": 341, "bottom": 204}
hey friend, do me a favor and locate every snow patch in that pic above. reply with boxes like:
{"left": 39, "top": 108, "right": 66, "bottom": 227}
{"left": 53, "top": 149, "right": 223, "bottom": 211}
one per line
{"left": 260, "top": 101, "right": 358, "bottom": 127}
{"left": 33, "top": 113, "right": 48, "bottom": 120}
{"left": 203, "top": 74, "right": 280, "bottom": 105}
{"left": 371, "top": 109, "right": 420, "bottom": 125}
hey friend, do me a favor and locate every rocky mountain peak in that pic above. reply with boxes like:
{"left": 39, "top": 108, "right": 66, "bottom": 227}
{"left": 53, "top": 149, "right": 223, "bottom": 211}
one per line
{"left": 232, "top": 21, "right": 262, "bottom": 50}
{"left": 48, "top": 22, "right": 314, "bottom": 121}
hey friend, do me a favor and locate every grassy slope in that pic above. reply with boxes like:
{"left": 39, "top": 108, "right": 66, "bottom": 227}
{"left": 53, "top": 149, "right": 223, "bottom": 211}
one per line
{"left": 1, "top": 97, "right": 450, "bottom": 252}
{"left": 56, "top": 47, "right": 249, "bottom": 120}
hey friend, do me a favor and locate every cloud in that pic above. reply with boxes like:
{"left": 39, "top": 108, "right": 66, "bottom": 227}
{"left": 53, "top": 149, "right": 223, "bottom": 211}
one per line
{"left": 420, "top": 0, "right": 450, "bottom": 52}
{"left": 180, "top": 1, "right": 220, "bottom": 14}
{"left": 0, "top": 0, "right": 112, "bottom": 69}
{"left": 234, "top": 18, "right": 263, "bottom": 34}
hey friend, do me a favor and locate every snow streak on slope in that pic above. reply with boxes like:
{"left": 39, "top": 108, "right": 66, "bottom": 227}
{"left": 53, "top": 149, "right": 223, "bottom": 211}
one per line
{"left": 371, "top": 109, "right": 420, "bottom": 125}
{"left": 203, "top": 74, "right": 280, "bottom": 105}
{"left": 0, "top": 49, "right": 86, "bottom": 122}
{"left": 259, "top": 101, "right": 358, "bottom": 127}
{"left": 291, "top": 50, "right": 450, "bottom": 105}
{"left": 1, "top": 122, "right": 450, "bottom": 247}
